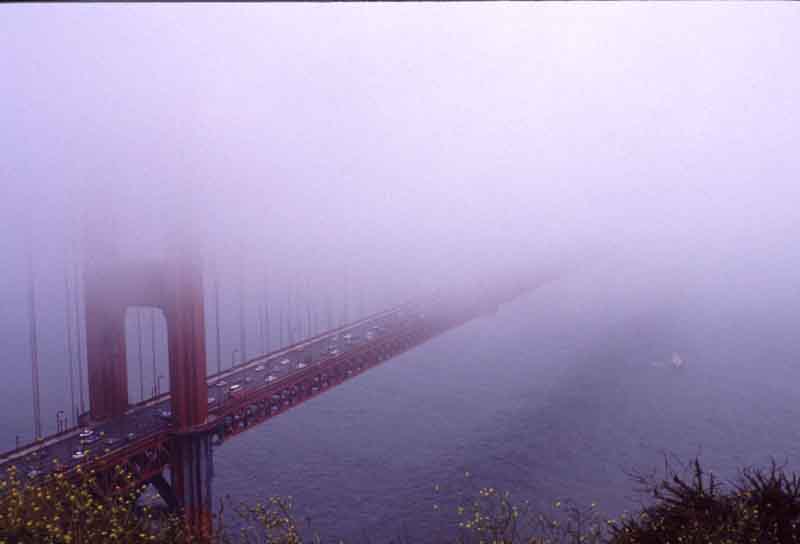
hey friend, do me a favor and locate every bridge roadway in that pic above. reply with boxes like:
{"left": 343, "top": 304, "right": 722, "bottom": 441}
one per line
{"left": 0, "top": 301, "right": 425, "bottom": 485}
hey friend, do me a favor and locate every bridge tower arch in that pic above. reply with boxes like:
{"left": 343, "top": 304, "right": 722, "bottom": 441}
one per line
{"left": 84, "top": 249, "right": 208, "bottom": 427}
{"left": 83, "top": 232, "right": 213, "bottom": 534}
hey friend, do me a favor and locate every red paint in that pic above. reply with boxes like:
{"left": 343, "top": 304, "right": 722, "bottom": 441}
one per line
{"left": 84, "top": 247, "right": 208, "bottom": 429}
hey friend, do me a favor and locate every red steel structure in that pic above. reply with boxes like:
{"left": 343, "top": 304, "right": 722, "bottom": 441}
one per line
{"left": 82, "top": 230, "right": 213, "bottom": 532}
{"left": 1, "top": 230, "right": 561, "bottom": 538}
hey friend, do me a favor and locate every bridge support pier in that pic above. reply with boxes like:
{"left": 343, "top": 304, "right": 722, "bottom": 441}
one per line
{"left": 171, "top": 431, "right": 215, "bottom": 538}
{"left": 148, "top": 472, "right": 180, "bottom": 512}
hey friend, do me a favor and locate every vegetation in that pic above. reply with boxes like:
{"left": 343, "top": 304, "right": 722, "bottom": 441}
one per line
{"left": 3, "top": 457, "right": 800, "bottom": 543}
{"left": 0, "top": 462, "right": 186, "bottom": 543}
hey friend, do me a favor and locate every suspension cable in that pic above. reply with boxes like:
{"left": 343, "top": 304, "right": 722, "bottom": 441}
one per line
{"left": 150, "top": 308, "right": 158, "bottom": 395}
{"left": 238, "top": 252, "right": 246, "bottom": 360}
{"left": 72, "top": 240, "right": 85, "bottom": 417}
{"left": 137, "top": 308, "right": 144, "bottom": 401}
{"left": 64, "top": 262, "right": 77, "bottom": 427}
{"left": 213, "top": 256, "right": 222, "bottom": 374}
{"left": 25, "top": 230, "right": 42, "bottom": 441}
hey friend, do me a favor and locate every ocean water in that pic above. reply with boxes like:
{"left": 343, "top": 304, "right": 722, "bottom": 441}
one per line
{"left": 211, "top": 270, "right": 800, "bottom": 542}
{"left": 4, "top": 264, "right": 800, "bottom": 543}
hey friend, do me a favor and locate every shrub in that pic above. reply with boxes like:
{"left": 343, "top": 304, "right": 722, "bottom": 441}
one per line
{"left": 610, "top": 458, "right": 800, "bottom": 543}
{"left": 6, "top": 457, "right": 800, "bottom": 543}
{"left": 0, "top": 462, "right": 185, "bottom": 543}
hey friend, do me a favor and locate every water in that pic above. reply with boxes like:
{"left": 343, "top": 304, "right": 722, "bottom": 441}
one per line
{"left": 4, "top": 265, "right": 800, "bottom": 542}
{"left": 211, "top": 269, "right": 800, "bottom": 542}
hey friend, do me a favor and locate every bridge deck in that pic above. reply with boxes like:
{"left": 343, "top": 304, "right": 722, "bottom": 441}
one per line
{"left": 0, "top": 302, "right": 423, "bottom": 483}
{"left": 0, "top": 280, "right": 537, "bottom": 490}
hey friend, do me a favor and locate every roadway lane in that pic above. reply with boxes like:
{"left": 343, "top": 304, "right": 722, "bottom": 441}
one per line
{"left": 0, "top": 306, "right": 418, "bottom": 484}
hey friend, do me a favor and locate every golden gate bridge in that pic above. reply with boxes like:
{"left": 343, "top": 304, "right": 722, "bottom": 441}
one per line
{"left": 0, "top": 224, "right": 558, "bottom": 536}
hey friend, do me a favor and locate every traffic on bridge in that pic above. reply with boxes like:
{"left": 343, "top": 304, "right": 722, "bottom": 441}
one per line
{"left": 0, "top": 302, "right": 427, "bottom": 484}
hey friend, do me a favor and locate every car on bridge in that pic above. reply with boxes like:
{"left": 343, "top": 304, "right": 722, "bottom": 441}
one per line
{"left": 81, "top": 434, "right": 100, "bottom": 445}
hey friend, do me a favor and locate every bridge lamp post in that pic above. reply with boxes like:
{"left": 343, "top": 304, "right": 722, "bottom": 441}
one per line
{"left": 231, "top": 348, "right": 239, "bottom": 369}
{"left": 156, "top": 374, "right": 165, "bottom": 396}
{"left": 56, "top": 410, "right": 65, "bottom": 433}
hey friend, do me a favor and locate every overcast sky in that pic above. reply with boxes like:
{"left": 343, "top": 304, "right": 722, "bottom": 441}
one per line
{"left": 1, "top": 3, "right": 799, "bottom": 294}
{"left": 2, "top": 1, "right": 800, "bottom": 447}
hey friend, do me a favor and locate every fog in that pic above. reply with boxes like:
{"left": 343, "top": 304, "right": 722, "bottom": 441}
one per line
{"left": 1, "top": 4, "right": 800, "bottom": 533}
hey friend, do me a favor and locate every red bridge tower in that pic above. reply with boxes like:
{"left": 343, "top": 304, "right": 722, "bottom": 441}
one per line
{"left": 83, "top": 229, "right": 213, "bottom": 534}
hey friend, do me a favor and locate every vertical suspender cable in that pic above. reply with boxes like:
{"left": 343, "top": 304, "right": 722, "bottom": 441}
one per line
{"left": 265, "top": 302, "right": 270, "bottom": 352}
{"left": 262, "top": 304, "right": 267, "bottom": 352}
{"left": 262, "top": 300, "right": 267, "bottom": 353}
{"left": 136, "top": 309, "right": 144, "bottom": 401}
{"left": 295, "top": 281, "right": 301, "bottom": 339}
{"left": 359, "top": 281, "right": 365, "bottom": 320}
{"left": 257, "top": 304, "right": 264, "bottom": 354}
{"left": 279, "top": 305, "right": 284, "bottom": 348}
{"left": 25, "top": 231, "right": 42, "bottom": 441}
{"left": 296, "top": 284, "right": 303, "bottom": 339}
{"left": 264, "top": 273, "right": 269, "bottom": 350}
{"left": 294, "top": 281, "right": 300, "bottom": 339}
{"left": 72, "top": 242, "right": 85, "bottom": 417}
{"left": 64, "top": 263, "right": 77, "bottom": 426}
{"left": 304, "top": 275, "right": 311, "bottom": 338}
{"left": 286, "top": 283, "right": 294, "bottom": 345}
{"left": 343, "top": 271, "right": 349, "bottom": 325}
{"left": 263, "top": 272, "right": 270, "bottom": 353}
{"left": 326, "top": 292, "right": 332, "bottom": 330}
{"left": 213, "top": 257, "right": 222, "bottom": 375}
{"left": 238, "top": 252, "right": 246, "bottom": 361}
{"left": 150, "top": 308, "right": 158, "bottom": 395}
{"left": 306, "top": 293, "right": 312, "bottom": 339}
{"left": 264, "top": 304, "right": 270, "bottom": 353}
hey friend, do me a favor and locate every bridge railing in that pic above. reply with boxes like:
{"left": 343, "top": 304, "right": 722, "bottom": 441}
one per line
{"left": 120, "top": 299, "right": 420, "bottom": 415}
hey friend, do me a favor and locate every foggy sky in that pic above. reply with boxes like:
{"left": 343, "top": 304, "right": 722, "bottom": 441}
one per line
{"left": 1, "top": 4, "right": 800, "bottom": 440}
{"left": 2, "top": 4, "right": 797, "bottom": 275}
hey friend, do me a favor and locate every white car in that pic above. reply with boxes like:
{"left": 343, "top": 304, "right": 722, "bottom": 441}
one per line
{"left": 255, "top": 364, "right": 266, "bottom": 372}
{"left": 229, "top": 384, "right": 242, "bottom": 393}
{"left": 266, "top": 375, "right": 277, "bottom": 383}
{"left": 279, "top": 358, "right": 291, "bottom": 366}
{"left": 297, "top": 362, "right": 307, "bottom": 369}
